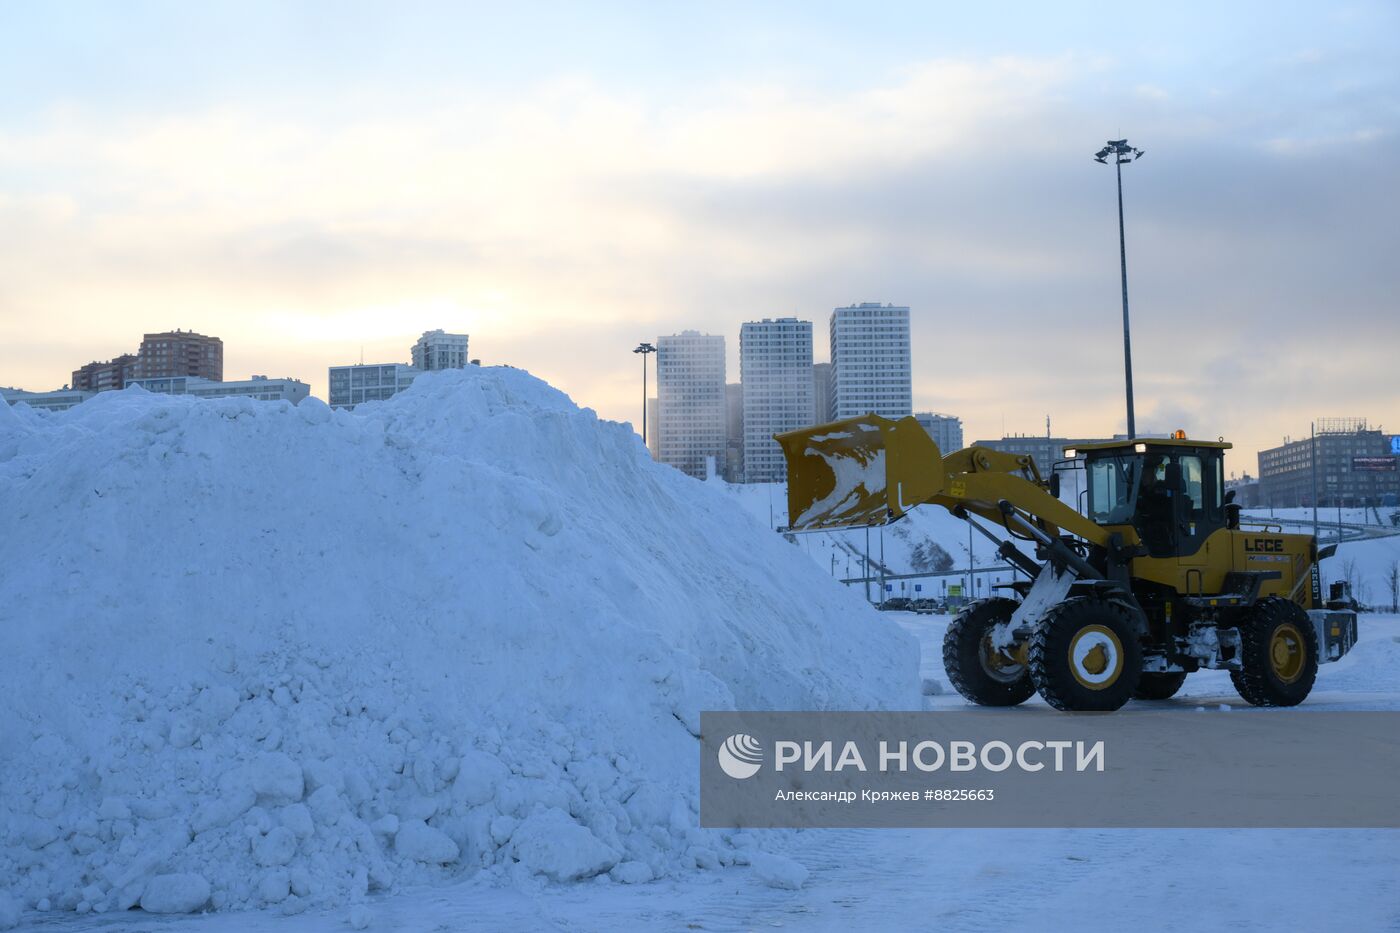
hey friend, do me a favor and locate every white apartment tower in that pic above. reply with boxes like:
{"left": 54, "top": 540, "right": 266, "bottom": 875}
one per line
{"left": 656, "top": 332, "right": 726, "bottom": 479}
{"left": 411, "top": 330, "right": 469, "bottom": 371}
{"left": 740, "top": 318, "right": 814, "bottom": 483}
{"left": 829, "top": 302, "right": 912, "bottom": 420}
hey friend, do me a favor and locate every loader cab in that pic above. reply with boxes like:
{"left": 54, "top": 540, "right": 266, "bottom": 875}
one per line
{"left": 1077, "top": 437, "right": 1230, "bottom": 559}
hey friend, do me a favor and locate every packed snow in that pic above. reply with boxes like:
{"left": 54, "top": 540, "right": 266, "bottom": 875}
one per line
{"left": 0, "top": 369, "right": 921, "bottom": 924}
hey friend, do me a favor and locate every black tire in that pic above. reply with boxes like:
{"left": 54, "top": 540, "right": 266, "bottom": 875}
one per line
{"left": 1230, "top": 597, "right": 1318, "bottom": 707}
{"left": 942, "top": 598, "right": 1035, "bottom": 707}
{"left": 1133, "top": 671, "right": 1188, "bottom": 701}
{"left": 1028, "top": 597, "right": 1143, "bottom": 712}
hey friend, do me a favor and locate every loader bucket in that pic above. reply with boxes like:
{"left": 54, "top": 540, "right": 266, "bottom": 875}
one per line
{"left": 774, "top": 415, "right": 947, "bottom": 530}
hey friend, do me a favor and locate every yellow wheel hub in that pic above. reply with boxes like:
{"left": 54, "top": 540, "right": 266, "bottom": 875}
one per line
{"left": 1269, "top": 622, "right": 1306, "bottom": 684}
{"left": 1068, "top": 624, "right": 1124, "bottom": 691}
{"left": 980, "top": 634, "right": 1027, "bottom": 684}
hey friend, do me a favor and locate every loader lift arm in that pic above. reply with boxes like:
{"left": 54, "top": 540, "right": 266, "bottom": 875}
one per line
{"left": 775, "top": 414, "right": 1141, "bottom": 561}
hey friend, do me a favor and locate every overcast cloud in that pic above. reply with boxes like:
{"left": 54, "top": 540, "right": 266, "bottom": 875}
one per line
{"left": 0, "top": 2, "right": 1396, "bottom": 466}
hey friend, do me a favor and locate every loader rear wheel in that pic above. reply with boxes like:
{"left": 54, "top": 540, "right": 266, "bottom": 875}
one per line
{"left": 942, "top": 598, "right": 1035, "bottom": 707}
{"left": 1230, "top": 597, "right": 1318, "bottom": 707}
{"left": 1132, "top": 671, "right": 1188, "bottom": 701}
{"left": 1028, "top": 597, "right": 1142, "bottom": 712}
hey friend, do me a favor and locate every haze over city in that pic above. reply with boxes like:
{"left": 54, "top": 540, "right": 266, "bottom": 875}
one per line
{"left": 1, "top": 1, "right": 1397, "bottom": 462}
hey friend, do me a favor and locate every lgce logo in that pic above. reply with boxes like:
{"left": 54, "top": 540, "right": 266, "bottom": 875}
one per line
{"left": 718, "top": 733, "right": 764, "bottom": 779}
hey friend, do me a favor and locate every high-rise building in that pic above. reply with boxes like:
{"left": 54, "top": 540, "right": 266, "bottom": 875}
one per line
{"left": 136, "top": 330, "right": 223, "bottom": 381}
{"left": 740, "top": 318, "right": 814, "bottom": 484}
{"left": 656, "top": 331, "right": 725, "bottom": 479}
{"left": 829, "top": 303, "right": 911, "bottom": 420}
{"left": 812, "top": 362, "right": 833, "bottom": 425}
{"left": 725, "top": 383, "right": 744, "bottom": 483}
{"left": 915, "top": 412, "right": 963, "bottom": 453}
{"left": 1258, "top": 419, "right": 1399, "bottom": 507}
{"left": 72, "top": 354, "right": 139, "bottom": 393}
{"left": 328, "top": 364, "right": 423, "bottom": 410}
{"left": 411, "top": 330, "right": 469, "bottom": 371}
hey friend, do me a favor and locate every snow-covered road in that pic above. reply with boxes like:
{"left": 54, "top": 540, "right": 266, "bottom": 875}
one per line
{"left": 22, "top": 615, "right": 1400, "bottom": 932}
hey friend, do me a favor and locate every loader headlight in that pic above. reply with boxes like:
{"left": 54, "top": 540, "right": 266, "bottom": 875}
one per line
{"left": 1063, "top": 448, "right": 1077, "bottom": 459}
{"left": 1134, "top": 443, "right": 1147, "bottom": 453}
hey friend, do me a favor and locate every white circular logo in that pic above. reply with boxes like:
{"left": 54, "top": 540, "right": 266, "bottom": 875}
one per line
{"left": 718, "top": 733, "right": 763, "bottom": 779}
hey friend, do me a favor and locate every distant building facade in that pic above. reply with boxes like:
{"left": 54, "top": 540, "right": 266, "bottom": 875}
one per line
{"left": 724, "top": 383, "right": 744, "bottom": 483}
{"left": 1226, "top": 473, "right": 1263, "bottom": 509}
{"left": 6, "top": 376, "right": 308, "bottom": 411}
{"left": 3, "top": 388, "right": 95, "bottom": 412}
{"left": 1257, "top": 419, "right": 1400, "bottom": 507}
{"left": 328, "top": 364, "right": 422, "bottom": 410}
{"left": 829, "top": 302, "right": 911, "bottom": 420}
{"left": 972, "top": 435, "right": 1081, "bottom": 477}
{"left": 740, "top": 318, "right": 814, "bottom": 484}
{"left": 136, "top": 330, "right": 223, "bottom": 381}
{"left": 647, "top": 397, "right": 660, "bottom": 460}
{"left": 656, "top": 331, "right": 726, "bottom": 479}
{"left": 915, "top": 412, "right": 963, "bottom": 453}
{"left": 812, "top": 362, "right": 833, "bottom": 424}
{"left": 130, "top": 375, "right": 310, "bottom": 403}
{"left": 72, "top": 354, "right": 139, "bottom": 392}
{"left": 411, "top": 330, "right": 469, "bottom": 371}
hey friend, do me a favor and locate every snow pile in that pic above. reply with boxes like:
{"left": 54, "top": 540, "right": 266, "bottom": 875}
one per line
{"left": 0, "top": 369, "right": 919, "bottom": 919}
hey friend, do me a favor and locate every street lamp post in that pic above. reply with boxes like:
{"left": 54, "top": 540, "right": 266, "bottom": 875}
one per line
{"left": 633, "top": 342, "right": 656, "bottom": 446}
{"left": 1094, "top": 139, "right": 1145, "bottom": 439}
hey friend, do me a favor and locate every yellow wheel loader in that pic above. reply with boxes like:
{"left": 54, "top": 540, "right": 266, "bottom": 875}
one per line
{"left": 776, "top": 417, "right": 1358, "bottom": 712}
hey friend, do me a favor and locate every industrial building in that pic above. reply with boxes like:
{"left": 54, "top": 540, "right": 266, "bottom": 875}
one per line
{"left": 130, "top": 375, "right": 310, "bottom": 404}
{"left": 1257, "top": 418, "right": 1399, "bottom": 507}
{"left": 328, "top": 364, "right": 422, "bottom": 410}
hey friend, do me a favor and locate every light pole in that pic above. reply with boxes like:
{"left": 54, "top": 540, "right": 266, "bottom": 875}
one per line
{"left": 633, "top": 342, "right": 656, "bottom": 446}
{"left": 1094, "top": 139, "right": 1145, "bottom": 439}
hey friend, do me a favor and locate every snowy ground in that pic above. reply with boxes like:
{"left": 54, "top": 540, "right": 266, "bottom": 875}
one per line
{"left": 20, "top": 614, "right": 1400, "bottom": 932}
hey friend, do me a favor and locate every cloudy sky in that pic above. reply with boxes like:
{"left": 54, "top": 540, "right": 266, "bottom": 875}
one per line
{"left": 1, "top": 1, "right": 1396, "bottom": 466}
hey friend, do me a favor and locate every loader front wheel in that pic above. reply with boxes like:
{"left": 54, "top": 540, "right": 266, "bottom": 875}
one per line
{"left": 1230, "top": 597, "right": 1318, "bottom": 707}
{"left": 942, "top": 598, "right": 1035, "bottom": 707}
{"left": 1028, "top": 597, "right": 1143, "bottom": 711}
{"left": 1132, "top": 671, "right": 1188, "bottom": 701}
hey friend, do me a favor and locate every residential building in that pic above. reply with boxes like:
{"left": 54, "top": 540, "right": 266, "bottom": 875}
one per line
{"left": 328, "top": 364, "right": 422, "bottom": 410}
{"left": 812, "top": 362, "right": 833, "bottom": 424}
{"left": 656, "top": 331, "right": 725, "bottom": 479}
{"left": 724, "top": 383, "right": 744, "bottom": 483}
{"left": 130, "top": 375, "right": 310, "bottom": 403}
{"left": 136, "top": 330, "right": 223, "bottom": 381}
{"left": 72, "top": 354, "right": 139, "bottom": 392}
{"left": 1257, "top": 419, "right": 1399, "bottom": 507}
{"left": 829, "top": 302, "right": 911, "bottom": 420}
{"left": 3, "top": 388, "right": 95, "bottom": 412}
{"left": 914, "top": 412, "right": 963, "bottom": 453}
{"left": 411, "top": 330, "right": 469, "bottom": 371}
{"left": 740, "top": 318, "right": 814, "bottom": 483}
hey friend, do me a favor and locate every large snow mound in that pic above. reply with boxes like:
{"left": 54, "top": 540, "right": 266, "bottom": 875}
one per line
{"left": 0, "top": 368, "right": 919, "bottom": 918}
